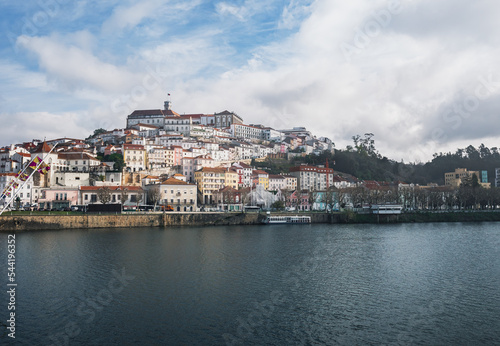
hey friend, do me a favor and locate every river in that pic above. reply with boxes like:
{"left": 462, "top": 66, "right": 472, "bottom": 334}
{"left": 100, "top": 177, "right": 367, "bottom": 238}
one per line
{"left": 1, "top": 222, "right": 500, "bottom": 345}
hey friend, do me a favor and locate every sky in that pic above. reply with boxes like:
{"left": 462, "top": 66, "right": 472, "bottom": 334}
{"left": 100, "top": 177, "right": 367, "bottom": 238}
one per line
{"left": 1, "top": 0, "right": 500, "bottom": 163}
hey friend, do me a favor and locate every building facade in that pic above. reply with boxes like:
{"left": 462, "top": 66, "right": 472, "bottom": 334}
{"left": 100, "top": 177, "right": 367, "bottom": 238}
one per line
{"left": 159, "top": 177, "right": 197, "bottom": 212}
{"left": 289, "top": 164, "right": 334, "bottom": 191}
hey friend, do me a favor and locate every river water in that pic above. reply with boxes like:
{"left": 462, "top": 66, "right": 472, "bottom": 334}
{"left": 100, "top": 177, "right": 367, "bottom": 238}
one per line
{"left": 1, "top": 222, "right": 500, "bottom": 345}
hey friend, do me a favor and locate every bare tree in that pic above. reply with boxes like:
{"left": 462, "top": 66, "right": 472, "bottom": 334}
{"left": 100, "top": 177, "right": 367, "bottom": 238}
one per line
{"left": 148, "top": 185, "right": 161, "bottom": 209}
{"left": 335, "top": 187, "right": 349, "bottom": 210}
{"left": 97, "top": 186, "right": 111, "bottom": 204}
{"left": 135, "top": 189, "right": 144, "bottom": 207}
{"left": 280, "top": 188, "right": 293, "bottom": 208}
{"left": 120, "top": 188, "right": 129, "bottom": 205}
{"left": 308, "top": 189, "right": 319, "bottom": 211}
{"left": 323, "top": 187, "right": 335, "bottom": 212}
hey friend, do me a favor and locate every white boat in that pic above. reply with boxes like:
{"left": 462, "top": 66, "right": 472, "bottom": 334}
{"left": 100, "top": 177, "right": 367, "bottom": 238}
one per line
{"left": 262, "top": 215, "right": 311, "bottom": 224}
{"left": 371, "top": 204, "right": 403, "bottom": 214}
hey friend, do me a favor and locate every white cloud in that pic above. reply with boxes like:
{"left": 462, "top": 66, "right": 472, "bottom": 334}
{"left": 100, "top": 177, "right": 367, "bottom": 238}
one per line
{"left": 2, "top": 0, "right": 500, "bottom": 162}
{"left": 0, "top": 112, "right": 86, "bottom": 144}
{"left": 16, "top": 34, "right": 139, "bottom": 94}
{"left": 101, "top": 0, "right": 165, "bottom": 34}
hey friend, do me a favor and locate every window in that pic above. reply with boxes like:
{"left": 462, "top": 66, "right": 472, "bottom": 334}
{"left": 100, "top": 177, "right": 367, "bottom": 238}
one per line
{"left": 85, "top": 194, "right": 88, "bottom": 201}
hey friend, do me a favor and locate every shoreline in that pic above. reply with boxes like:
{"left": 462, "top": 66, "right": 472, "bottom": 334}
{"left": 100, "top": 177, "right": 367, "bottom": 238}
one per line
{"left": 1, "top": 211, "right": 500, "bottom": 232}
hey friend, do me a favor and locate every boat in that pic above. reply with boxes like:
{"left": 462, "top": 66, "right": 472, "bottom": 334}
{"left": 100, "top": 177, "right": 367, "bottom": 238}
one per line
{"left": 262, "top": 215, "right": 311, "bottom": 224}
{"left": 370, "top": 204, "right": 403, "bottom": 214}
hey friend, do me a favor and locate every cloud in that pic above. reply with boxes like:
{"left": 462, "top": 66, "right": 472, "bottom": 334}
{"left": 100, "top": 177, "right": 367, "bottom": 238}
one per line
{"left": 166, "top": 0, "right": 500, "bottom": 162}
{"left": 16, "top": 34, "right": 138, "bottom": 94}
{"left": 278, "top": 0, "right": 314, "bottom": 30}
{"left": 0, "top": 112, "right": 87, "bottom": 144}
{"left": 2, "top": 0, "right": 500, "bottom": 162}
{"left": 101, "top": 0, "right": 164, "bottom": 34}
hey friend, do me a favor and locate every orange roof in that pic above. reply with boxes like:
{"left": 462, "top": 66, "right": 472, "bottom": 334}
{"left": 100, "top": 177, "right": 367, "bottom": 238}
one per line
{"left": 32, "top": 142, "right": 52, "bottom": 153}
{"left": 161, "top": 177, "right": 193, "bottom": 185}
{"left": 123, "top": 144, "right": 145, "bottom": 150}
{"left": 253, "top": 169, "right": 268, "bottom": 175}
{"left": 80, "top": 186, "right": 142, "bottom": 191}
{"left": 197, "top": 167, "right": 227, "bottom": 174}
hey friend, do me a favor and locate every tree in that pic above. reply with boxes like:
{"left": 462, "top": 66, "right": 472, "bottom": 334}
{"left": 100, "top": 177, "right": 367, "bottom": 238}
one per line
{"left": 97, "top": 187, "right": 111, "bottom": 204}
{"left": 120, "top": 188, "right": 129, "bottom": 205}
{"left": 86, "top": 128, "right": 107, "bottom": 140}
{"left": 148, "top": 185, "right": 161, "bottom": 209}
{"left": 14, "top": 197, "right": 21, "bottom": 210}
{"left": 271, "top": 200, "right": 285, "bottom": 210}
{"left": 308, "top": 189, "right": 319, "bottom": 211}
{"left": 105, "top": 153, "right": 125, "bottom": 171}
{"left": 135, "top": 189, "right": 144, "bottom": 207}
{"left": 322, "top": 187, "right": 335, "bottom": 212}
{"left": 280, "top": 188, "right": 293, "bottom": 208}
{"left": 335, "top": 187, "right": 349, "bottom": 210}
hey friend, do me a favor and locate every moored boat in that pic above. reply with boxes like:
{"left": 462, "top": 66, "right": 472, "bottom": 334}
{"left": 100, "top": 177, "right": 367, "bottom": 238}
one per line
{"left": 262, "top": 215, "right": 311, "bottom": 224}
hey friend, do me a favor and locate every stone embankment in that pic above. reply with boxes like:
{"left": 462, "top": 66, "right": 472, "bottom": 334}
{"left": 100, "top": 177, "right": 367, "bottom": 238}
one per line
{"left": 0, "top": 212, "right": 334, "bottom": 232}
{"left": 1, "top": 211, "right": 499, "bottom": 232}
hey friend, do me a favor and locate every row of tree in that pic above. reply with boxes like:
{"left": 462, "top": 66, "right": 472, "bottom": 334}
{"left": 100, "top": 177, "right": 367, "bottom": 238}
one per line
{"left": 275, "top": 184, "right": 500, "bottom": 212}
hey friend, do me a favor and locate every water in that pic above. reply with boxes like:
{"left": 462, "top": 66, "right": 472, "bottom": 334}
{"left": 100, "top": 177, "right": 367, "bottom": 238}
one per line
{"left": 1, "top": 222, "right": 500, "bottom": 345}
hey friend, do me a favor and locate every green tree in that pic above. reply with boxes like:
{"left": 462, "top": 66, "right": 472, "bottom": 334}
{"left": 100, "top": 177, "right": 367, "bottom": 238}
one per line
{"left": 86, "top": 128, "right": 107, "bottom": 140}
{"left": 271, "top": 200, "right": 285, "bottom": 210}
{"left": 14, "top": 197, "right": 21, "bottom": 210}
{"left": 105, "top": 153, "right": 125, "bottom": 171}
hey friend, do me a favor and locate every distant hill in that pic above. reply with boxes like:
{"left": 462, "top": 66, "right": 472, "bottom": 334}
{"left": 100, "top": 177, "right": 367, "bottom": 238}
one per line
{"left": 261, "top": 143, "right": 500, "bottom": 185}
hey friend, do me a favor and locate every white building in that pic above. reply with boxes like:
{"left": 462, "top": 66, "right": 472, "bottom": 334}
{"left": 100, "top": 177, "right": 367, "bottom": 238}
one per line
{"left": 126, "top": 100, "right": 180, "bottom": 128}
{"left": 0, "top": 173, "right": 38, "bottom": 208}
{"left": 289, "top": 164, "right": 334, "bottom": 191}
{"left": 164, "top": 115, "right": 192, "bottom": 136}
{"left": 123, "top": 144, "right": 147, "bottom": 172}
{"left": 230, "top": 124, "right": 264, "bottom": 140}
{"left": 182, "top": 155, "right": 214, "bottom": 182}
{"left": 160, "top": 177, "right": 197, "bottom": 212}
{"left": 268, "top": 174, "right": 286, "bottom": 191}
{"left": 52, "top": 172, "right": 90, "bottom": 187}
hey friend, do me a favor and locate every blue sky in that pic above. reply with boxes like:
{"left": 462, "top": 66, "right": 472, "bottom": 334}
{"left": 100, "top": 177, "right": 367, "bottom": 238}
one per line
{"left": 1, "top": 0, "right": 500, "bottom": 162}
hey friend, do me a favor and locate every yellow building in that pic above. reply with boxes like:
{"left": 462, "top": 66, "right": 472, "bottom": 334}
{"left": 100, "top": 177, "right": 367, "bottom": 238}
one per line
{"left": 252, "top": 170, "right": 269, "bottom": 190}
{"left": 224, "top": 169, "right": 239, "bottom": 189}
{"left": 444, "top": 168, "right": 490, "bottom": 188}
{"left": 195, "top": 167, "right": 239, "bottom": 205}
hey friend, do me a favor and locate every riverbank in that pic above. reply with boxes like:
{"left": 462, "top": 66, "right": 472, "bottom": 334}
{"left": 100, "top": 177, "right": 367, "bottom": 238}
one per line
{"left": 1, "top": 211, "right": 500, "bottom": 231}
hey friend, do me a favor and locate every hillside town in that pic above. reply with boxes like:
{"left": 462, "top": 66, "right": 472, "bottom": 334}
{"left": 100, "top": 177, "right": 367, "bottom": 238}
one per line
{"left": 1, "top": 98, "right": 500, "bottom": 213}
